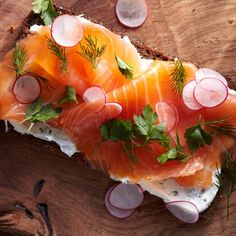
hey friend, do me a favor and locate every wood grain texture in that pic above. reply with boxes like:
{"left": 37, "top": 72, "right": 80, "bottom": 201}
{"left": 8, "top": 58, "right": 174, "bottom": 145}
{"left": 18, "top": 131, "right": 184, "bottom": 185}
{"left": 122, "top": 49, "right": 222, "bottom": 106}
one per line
{"left": 0, "top": 0, "right": 236, "bottom": 235}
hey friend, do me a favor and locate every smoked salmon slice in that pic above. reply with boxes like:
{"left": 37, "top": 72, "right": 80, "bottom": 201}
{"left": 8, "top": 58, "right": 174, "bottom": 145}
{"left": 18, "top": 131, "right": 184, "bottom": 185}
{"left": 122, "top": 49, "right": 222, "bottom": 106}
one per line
{"left": 0, "top": 16, "right": 235, "bottom": 187}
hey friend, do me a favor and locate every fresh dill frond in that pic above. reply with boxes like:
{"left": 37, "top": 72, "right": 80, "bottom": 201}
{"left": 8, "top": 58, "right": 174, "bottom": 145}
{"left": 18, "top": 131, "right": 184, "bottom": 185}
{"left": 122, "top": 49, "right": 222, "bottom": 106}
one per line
{"left": 170, "top": 59, "right": 187, "bottom": 96}
{"left": 12, "top": 45, "right": 28, "bottom": 77}
{"left": 78, "top": 35, "right": 106, "bottom": 69}
{"left": 215, "top": 151, "right": 236, "bottom": 219}
{"left": 46, "top": 37, "right": 67, "bottom": 73}
{"left": 205, "top": 117, "right": 236, "bottom": 140}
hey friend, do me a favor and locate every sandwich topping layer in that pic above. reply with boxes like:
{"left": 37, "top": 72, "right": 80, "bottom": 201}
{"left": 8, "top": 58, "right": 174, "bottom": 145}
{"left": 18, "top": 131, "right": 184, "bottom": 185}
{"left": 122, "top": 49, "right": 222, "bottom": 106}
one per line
{"left": 1, "top": 14, "right": 236, "bottom": 216}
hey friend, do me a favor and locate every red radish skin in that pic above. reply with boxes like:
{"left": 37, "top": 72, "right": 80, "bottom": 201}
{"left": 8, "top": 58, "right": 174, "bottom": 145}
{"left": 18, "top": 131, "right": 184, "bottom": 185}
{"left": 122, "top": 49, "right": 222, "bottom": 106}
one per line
{"left": 194, "top": 78, "right": 228, "bottom": 108}
{"left": 51, "top": 14, "right": 84, "bottom": 47}
{"left": 155, "top": 101, "right": 180, "bottom": 132}
{"left": 166, "top": 200, "right": 199, "bottom": 224}
{"left": 195, "top": 68, "right": 228, "bottom": 86}
{"left": 12, "top": 74, "right": 41, "bottom": 104}
{"left": 115, "top": 0, "right": 148, "bottom": 28}
{"left": 182, "top": 80, "right": 203, "bottom": 111}
{"left": 105, "top": 184, "right": 135, "bottom": 219}
{"left": 109, "top": 183, "right": 144, "bottom": 210}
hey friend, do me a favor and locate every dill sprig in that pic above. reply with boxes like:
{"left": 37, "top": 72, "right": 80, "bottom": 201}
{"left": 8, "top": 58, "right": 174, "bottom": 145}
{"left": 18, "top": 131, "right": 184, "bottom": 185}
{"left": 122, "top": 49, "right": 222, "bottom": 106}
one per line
{"left": 12, "top": 45, "right": 28, "bottom": 77}
{"left": 205, "top": 117, "right": 236, "bottom": 140}
{"left": 170, "top": 59, "right": 187, "bottom": 96}
{"left": 78, "top": 35, "right": 106, "bottom": 69}
{"left": 46, "top": 37, "right": 67, "bottom": 73}
{"left": 215, "top": 151, "right": 236, "bottom": 219}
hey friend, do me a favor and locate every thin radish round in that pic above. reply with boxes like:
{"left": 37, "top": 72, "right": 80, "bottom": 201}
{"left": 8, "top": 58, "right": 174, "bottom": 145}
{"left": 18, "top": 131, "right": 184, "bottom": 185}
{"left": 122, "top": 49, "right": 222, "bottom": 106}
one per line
{"left": 182, "top": 80, "right": 203, "bottom": 110}
{"left": 115, "top": 0, "right": 148, "bottom": 28}
{"left": 13, "top": 74, "right": 40, "bottom": 104}
{"left": 105, "top": 102, "right": 123, "bottom": 119}
{"left": 195, "top": 68, "right": 228, "bottom": 86}
{"left": 105, "top": 185, "right": 135, "bottom": 219}
{"left": 109, "top": 183, "right": 144, "bottom": 210}
{"left": 166, "top": 201, "right": 199, "bottom": 223}
{"left": 83, "top": 86, "right": 106, "bottom": 104}
{"left": 194, "top": 78, "right": 228, "bottom": 108}
{"left": 51, "top": 14, "right": 83, "bottom": 47}
{"left": 155, "top": 102, "right": 179, "bottom": 132}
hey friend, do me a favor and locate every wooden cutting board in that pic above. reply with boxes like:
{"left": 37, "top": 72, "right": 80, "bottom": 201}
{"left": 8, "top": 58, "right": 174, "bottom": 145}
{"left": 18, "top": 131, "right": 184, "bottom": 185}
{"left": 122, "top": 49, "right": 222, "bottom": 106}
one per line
{"left": 0, "top": 0, "right": 236, "bottom": 235}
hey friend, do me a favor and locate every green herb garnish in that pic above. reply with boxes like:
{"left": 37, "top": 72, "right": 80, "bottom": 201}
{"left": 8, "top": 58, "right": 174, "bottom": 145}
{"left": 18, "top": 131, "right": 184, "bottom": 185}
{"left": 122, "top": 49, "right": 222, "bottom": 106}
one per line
{"left": 47, "top": 37, "right": 67, "bottom": 73}
{"left": 12, "top": 45, "right": 28, "bottom": 77}
{"left": 100, "top": 104, "right": 188, "bottom": 163}
{"left": 78, "top": 35, "right": 106, "bottom": 69}
{"left": 205, "top": 116, "right": 236, "bottom": 139}
{"left": 21, "top": 98, "right": 62, "bottom": 130}
{"left": 157, "top": 133, "right": 190, "bottom": 164}
{"left": 216, "top": 151, "right": 236, "bottom": 219}
{"left": 115, "top": 55, "right": 134, "bottom": 80}
{"left": 59, "top": 85, "right": 78, "bottom": 104}
{"left": 32, "top": 0, "right": 58, "bottom": 25}
{"left": 185, "top": 116, "right": 236, "bottom": 152}
{"left": 170, "top": 59, "right": 187, "bottom": 96}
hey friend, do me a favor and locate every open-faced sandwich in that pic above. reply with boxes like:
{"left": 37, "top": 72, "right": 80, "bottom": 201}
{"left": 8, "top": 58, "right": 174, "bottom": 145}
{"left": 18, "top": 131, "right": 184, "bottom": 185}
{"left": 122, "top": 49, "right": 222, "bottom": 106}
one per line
{"left": 0, "top": 0, "right": 236, "bottom": 223}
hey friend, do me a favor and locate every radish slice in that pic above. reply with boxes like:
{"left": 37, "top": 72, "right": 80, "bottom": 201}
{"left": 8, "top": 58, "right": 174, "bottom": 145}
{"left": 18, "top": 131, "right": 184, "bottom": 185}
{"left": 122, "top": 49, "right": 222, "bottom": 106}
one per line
{"left": 51, "top": 14, "right": 83, "bottom": 47}
{"left": 166, "top": 201, "right": 199, "bottom": 223}
{"left": 182, "top": 80, "right": 203, "bottom": 110}
{"left": 155, "top": 102, "right": 179, "bottom": 132}
{"left": 83, "top": 86, "right": 106, "bottom": 104}
{"left": 105, "top": 185, "right": 135, "bottom": 219}
{"left": 115, "top": 0, "right": 148, "bottom": 28}
{"left": 105, "top": 102, "right": 123, "bottom": 119}
{"left": 194, "top": 78, "right": 228, "bottom": 108}
{"left": 195, "top": 68, "right": 228, "bottom": 86}
{"left": 109, "top": 183, "right": 144, "bottom": 210}
{"left": 13, "top": 74, "right": 40, "bottom": 104}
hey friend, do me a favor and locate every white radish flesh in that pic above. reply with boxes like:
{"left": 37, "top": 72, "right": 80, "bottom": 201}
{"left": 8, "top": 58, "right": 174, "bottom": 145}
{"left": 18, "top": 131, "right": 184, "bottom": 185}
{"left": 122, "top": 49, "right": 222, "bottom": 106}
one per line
{"left": 115, "top": 0, "right": 148, "bottom": 28}
{"left": 109, "top": 183, "right": 144, "bottom": 210}
{"left": 195, "top": 68, "right": 228, "bottom": 86}
{"left": 182, "top": 80, "right": 203, "bottom": 110}
{"left": 13, "top": 75, "right": 40, "bottom": 104}
{"left": 166, "top": 201, "right": 199, "bottom": 223}
{"left": 194, "top": 78, "right": 228, "bottom": 108}
{"left": 83, "top": 86, "right": 106, "bottom": 104}
{"left": 51, "top": 14, "right": 84, "bottom": 47}
{"left": 155, "top": 102, "right": 179, "bottom": 132}
{"left": 105, "top": 185, "right": 135, "bottom": 219}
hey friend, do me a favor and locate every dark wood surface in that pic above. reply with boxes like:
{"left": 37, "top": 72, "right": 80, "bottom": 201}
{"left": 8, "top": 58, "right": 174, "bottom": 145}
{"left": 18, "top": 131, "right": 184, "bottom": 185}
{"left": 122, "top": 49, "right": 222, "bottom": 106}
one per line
{"left": 0, "top": 0, "right": 236, "bottom": 235}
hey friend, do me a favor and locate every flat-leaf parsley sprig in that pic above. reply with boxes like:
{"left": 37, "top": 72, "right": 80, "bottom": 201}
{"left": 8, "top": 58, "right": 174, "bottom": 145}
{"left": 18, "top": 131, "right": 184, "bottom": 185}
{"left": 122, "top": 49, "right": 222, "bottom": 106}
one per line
{"left": 185, "top": 116, "right": 236, "bottom": 152}
{"left": 100, "top": 104, "right": 188, "bottom": 163}
{"left": 21, "top": 98, "right": 62, "bottom": 130}
{"left": 32, "top": 0, "right": 58, "bottom": 25}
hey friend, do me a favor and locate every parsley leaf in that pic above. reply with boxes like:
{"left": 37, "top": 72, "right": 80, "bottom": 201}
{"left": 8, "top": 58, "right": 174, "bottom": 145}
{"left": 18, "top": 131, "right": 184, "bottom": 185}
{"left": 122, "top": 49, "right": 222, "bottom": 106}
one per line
{"left": 157, "top": 133, "right": 190, "bottom": 164}
{"left": 115, "top": 55, "right": 134, "bottom": 80}
{"left": 24, "top": 99, "right": 62, "bottom": 130}
{"left": 158, "top": 148, "right": 178, "bottom": 164}
{"left": 184, "top": 123, "right": 212, "bottom": 152}
{"left": 32, "top": 0, "right": 58, "bottom": 25}
{"left": 100, "top": 119, "right": 133, "bottom": 142}
{"left": 59, "top": 86, "right": 78, "bottom": 104}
